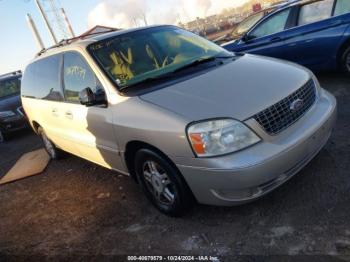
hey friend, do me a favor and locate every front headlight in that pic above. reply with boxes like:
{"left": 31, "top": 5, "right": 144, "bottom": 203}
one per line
{"left": 0, "top": 111, "right": 16, "bottom": 118}
{"left": 187, "top": 118, "right": 261, "bottom": 157}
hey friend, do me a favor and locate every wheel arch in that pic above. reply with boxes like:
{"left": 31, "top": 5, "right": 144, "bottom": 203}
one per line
{"left": 31, "top": 121, "right": 41, "bottom": 134}
{"left": 124, "top": 141, "right": 172, "bottom": 182}
{"left": 336, "top": 37, "right": 350, "bottom": 67}
{"left": 124, "top": 141, "right": 190, "bottom": 186}
{"left": 124, "top": 140, "right": 197, "bottom": 205}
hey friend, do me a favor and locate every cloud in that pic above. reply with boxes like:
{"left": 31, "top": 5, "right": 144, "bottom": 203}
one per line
{"left": 180, "top": 0, "right": 212, "bottom": 21}
{"left": 88, "top": 0, "right": 247, "bottom": 29}
{"left": 88, "top": 0, "right": 148, "bottom": 29}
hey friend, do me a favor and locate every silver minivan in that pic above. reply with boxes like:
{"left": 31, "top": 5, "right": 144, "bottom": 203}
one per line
{"left": 21, "top": 25, "right": 337, "bottom": 216}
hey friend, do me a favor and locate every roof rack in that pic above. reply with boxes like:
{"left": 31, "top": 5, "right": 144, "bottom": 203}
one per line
{"left": 0, "top": 70, "right": 22, "bottom": 80}
{"left": 36, "top": 26, "right": 120, "bottom": 57}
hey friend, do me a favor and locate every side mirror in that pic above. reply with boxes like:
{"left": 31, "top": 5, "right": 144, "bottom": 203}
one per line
{"left": 79, "top": 87, "right": 106, "bottom": 107}
{"left": 242, "top": 34, "right": 255, "bottom": 42}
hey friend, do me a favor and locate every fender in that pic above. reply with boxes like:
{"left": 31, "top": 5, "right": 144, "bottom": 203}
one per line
{"left": 336, "top": 21, "right": 350, "bottom": 63}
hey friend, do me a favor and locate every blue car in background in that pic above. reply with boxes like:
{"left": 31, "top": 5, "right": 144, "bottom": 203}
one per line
{"left": 222, "top": 0, "right": 350, "bottom": 74}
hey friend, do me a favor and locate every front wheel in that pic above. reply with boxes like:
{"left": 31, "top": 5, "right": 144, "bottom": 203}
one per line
{"left": 38, "top": 127, "right": 62, "bottom": 159}
{"left": 341, "top": 46, "right": 350, "bottom": 75}
{"left": 135, "top": 149, "right": 194, "bottom": 216}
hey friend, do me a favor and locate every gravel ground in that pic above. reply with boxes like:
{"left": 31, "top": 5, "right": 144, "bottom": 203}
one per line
{"left": 0, "top": 73, "right": 349, "bottom": 260}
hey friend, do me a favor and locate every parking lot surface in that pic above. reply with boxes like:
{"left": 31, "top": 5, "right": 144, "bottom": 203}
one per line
{"left": 0, "top": 73, "right": 349, "bottom": 258}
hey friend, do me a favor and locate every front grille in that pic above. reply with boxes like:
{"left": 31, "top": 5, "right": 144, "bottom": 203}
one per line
{"left": 253, "top": 79, "right": 316, "bottom": 135}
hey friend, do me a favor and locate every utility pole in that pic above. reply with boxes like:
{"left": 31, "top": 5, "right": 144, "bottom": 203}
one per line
{"left": 61, "top": 8, "right": 75, "bottom": 38}
{"left": 142, "top": 13, "right": 148, "bottom": 26}
{"left": 26, "top": 13, "right": 45, "bottom": 50}
{"left": 132, "top": 17, "right": 139, "bottom": 27}
{"left": 34, "top": 0, "right": 75, "bottom": 42}
{"left": 44, "top": 0, "right": 70, "bottom": 39}
{"left": 35, "top": 0, "right": 58, "bottom": 44}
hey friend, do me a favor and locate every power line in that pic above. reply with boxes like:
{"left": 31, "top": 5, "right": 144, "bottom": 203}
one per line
{"left": 1, "top": 0, "right": 75, "bottom": 41}
{"left": 39, "top": 0, "right": 71, "bottom": 40}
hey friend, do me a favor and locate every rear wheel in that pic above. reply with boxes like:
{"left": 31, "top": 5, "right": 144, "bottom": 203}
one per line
{"left": 341, "top": 46, "right": 350, "bottom": 75}
{"left": 134, "top": 148, "right": 194, "bottom": 217}
{"left": 38, "top": 127, "right": 62, "bottom": 159}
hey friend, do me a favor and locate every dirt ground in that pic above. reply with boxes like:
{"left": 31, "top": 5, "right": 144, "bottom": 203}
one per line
{"left": 0, "top": 72, "right": 349, "bottom": 260}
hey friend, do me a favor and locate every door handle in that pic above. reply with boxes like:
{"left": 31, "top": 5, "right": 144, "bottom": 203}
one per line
{"left": 270, "top": 37, "right": 283, "bottom": 42}
{"left": 65, "top": 111, "right": 73, "bottom": 119}
{"left": 51, "top": 108, "right": 58, "bottom": 116}
{"left": 330, "top": 20, "right": 342, "bottom": 26}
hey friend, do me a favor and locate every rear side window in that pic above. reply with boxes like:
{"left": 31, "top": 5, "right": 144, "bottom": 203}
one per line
{"left": 334, "top": 0, "right": 350, "bottom": 16}
{"left": 22, "top": 55, "right": 63, "bottom": 101}
{"left": 63, "top": 52, "right": 102, "bottom": 103}
{"left": 249, "top": 9, "right": 291, "bottom": 38}
{"left": 298, "top": 0, "right": 333, "bottom": 26}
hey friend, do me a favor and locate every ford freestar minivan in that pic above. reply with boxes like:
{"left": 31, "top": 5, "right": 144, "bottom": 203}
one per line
{"left": 21, "top": 25, "right": 337, "bottom": 216}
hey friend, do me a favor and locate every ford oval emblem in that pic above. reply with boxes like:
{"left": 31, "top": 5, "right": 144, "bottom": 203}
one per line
{"left": 290, "top": 98, "right": 304, "bottom": 112}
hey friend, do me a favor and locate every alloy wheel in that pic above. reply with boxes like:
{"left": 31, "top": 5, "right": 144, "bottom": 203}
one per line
{"left": 142, "top": 160, "right": 176, "bottom": 206}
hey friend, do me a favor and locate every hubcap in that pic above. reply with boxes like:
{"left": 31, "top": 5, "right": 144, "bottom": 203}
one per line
{"left": 42, "top": 132, "right": 55, "bottom": 157}
{"left": 142, "top": 160, "right": 175, "bottom": 205}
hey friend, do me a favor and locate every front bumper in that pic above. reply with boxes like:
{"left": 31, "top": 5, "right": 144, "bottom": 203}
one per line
{"left": 173, "top": 88, "right": 337, "bottom": 206}
{"left": 0, "top": 115, "right": 28, "bottom": 133}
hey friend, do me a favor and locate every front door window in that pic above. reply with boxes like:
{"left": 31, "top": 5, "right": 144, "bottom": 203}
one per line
{"left": 249, "top": 9, "right": 291, "bottom": 39}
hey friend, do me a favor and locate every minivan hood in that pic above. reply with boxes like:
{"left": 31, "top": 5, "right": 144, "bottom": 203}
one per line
{"left": 140, "top": 54, "right": 311, "bottom": 121}
{"left": 0, "top": 94, "right": 21, "bottom": 112}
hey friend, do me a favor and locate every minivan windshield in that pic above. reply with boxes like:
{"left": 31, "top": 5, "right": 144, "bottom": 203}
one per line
{"left": 0, "top": 77, "right": 21, "bottom": 99}
{"left": 89, "top": 26, "right": 232, "bottom": 89}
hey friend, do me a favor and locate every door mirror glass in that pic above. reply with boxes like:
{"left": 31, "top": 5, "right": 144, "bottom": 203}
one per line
{"left": 79, "top": 87, "right": 95, "bottom": 106}
{"left": 79, "top": 87, "right": 106, "bottom": 107}
{"left": 242, "top": 33, "right": 255, "bottom": 42}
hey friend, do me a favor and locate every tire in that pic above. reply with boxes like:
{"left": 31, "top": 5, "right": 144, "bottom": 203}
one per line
{"left": 341, "top": 46, "right": 350, "bottom": 75}
{"left": 38, "top": 127, "right": 62, "bottom": 160}
{"left": 134, "top": 148, "right": 194, "bottom": 217}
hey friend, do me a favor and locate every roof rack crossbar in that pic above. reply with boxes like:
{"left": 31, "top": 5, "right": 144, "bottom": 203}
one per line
{"left": 36, "top": 27, "right": 119, "bottom": 57}
{"left": 0, "top": 70, "right": 22, "bottom": 79}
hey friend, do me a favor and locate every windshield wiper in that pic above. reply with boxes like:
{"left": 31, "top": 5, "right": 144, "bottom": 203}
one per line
{"left": 120, "top": 55, "right": 234, "bottom": 91}
{"left": 120, "top": 73, "right": 175, "bottom": 91}
{"left": 172, "top": 55, "right": 232, "bottom": 73}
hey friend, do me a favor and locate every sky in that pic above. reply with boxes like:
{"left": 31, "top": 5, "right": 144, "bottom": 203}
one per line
{"left": 0, "top": 0, "right": 248, "bottom": 75}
